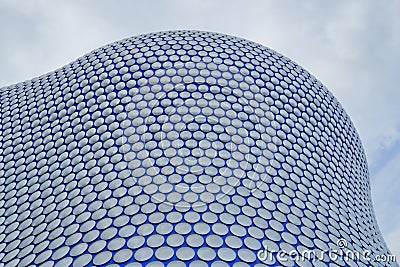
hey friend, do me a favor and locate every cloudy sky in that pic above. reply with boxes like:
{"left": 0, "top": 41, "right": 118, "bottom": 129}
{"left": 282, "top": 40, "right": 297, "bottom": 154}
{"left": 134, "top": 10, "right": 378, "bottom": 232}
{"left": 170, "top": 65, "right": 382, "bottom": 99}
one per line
{"left": 1, "top": 0, "right": 399, "bottom": 260}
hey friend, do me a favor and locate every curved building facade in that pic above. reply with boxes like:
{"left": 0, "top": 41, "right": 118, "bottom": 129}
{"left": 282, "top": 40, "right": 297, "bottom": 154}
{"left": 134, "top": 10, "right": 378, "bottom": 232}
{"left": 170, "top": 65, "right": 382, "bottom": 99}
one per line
{"left": 0, "top": 31, "right": 396, "bottom": 267}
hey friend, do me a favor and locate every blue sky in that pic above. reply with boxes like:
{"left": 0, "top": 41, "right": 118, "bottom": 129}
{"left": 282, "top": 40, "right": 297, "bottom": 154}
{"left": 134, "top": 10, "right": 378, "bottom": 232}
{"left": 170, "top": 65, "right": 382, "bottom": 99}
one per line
{"left": 0, "top": 0, "right": 399, "bottom": 259}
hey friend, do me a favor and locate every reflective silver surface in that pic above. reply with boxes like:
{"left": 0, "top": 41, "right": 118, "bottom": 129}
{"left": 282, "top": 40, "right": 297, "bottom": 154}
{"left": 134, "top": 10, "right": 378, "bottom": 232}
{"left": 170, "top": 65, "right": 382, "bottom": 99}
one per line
{"left": 0, "top": 30, "right": 396, "bottom": 267}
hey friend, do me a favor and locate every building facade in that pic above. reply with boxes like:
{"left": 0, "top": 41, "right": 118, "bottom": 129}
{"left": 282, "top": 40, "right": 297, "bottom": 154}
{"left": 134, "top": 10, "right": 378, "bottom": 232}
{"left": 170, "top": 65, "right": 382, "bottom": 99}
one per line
{"left": 0, "top": 31, "right": 396, "bottom": 267}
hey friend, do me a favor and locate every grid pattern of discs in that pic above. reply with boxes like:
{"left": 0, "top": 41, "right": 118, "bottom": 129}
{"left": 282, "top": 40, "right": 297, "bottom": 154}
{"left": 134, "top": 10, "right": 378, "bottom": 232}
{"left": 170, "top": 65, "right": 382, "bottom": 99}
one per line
{"left": 0, "top": 31, "right": 396, "bottom": 267}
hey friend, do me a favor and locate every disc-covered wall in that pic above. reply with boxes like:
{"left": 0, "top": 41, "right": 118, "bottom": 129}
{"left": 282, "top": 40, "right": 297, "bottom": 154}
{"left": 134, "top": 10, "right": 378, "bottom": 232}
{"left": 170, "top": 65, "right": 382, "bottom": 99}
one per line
{"left": 0, "top": 31, "right": 396, "bottom": 267}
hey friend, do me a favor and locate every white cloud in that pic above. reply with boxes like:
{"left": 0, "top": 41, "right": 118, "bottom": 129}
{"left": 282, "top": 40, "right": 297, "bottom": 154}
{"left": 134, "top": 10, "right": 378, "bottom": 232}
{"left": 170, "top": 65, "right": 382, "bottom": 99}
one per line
{"left": 386, "top": 228, "right": 400, "bottom": 263}
{"left": 371, "top": 150, "right": 400, "bottom": 258}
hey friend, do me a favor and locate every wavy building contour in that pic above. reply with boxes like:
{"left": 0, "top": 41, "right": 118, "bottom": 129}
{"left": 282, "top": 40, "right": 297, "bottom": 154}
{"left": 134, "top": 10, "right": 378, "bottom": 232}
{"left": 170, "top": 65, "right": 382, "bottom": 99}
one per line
{"left": 0, "top": 31, "right": 397, "bottom": 267}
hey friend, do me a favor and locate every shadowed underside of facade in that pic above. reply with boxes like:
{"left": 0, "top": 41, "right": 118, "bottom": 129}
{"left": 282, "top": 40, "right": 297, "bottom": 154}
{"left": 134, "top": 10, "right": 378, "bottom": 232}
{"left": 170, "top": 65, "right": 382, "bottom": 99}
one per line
{"left": 0, "top": 30, "right": 397, "bottom": 267}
